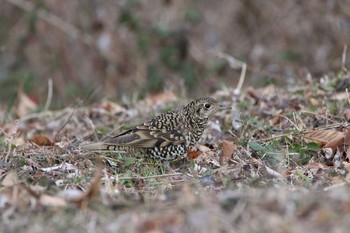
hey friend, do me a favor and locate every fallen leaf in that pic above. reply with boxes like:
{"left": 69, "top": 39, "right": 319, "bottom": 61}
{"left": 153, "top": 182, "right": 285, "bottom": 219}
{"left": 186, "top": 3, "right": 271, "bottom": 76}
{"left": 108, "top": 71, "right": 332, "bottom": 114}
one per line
{"left": 143, "top": 91, "right": 177, "bottom": 106}
{"left": 343, "top": 109, "right": 350, "bottom": 121}
{"left": 197, "top": 145, "right": 211, "bottom": 153}
{"left": 187, "top": 150, "right": 201, "bottom": 160}
{"left": 269, "top": 115, "right": 282, "bottom": 126}
{"left": 16, "top": 88, "right": 38, "bottom": 117}
{"left": 344, "top": 127, "right": 350, "bottom": 144}
{"left": 343, "top": 162, "right": 350, "bottom": 181}
{"left": 304, "top": 129, "right": 345, "bottom": 149}
{"left": 100, "top": 99, "right": 125, "bottom": 113}
{"left": 138, "top": 213, "right": 182, "bottom": 233}
{"left": 29, "top": 134, "right": 54, "bottom": 146}
{"left": 323, "top": 134, "right": 345, "bottom": 151}
{"left": 246, "top": 86, "right": 261, "bottom": 103}
{"left": 220, "top": 140, "right": 236, "bottom": 165}
{"left": 2, "top": 171, "right": 20, "bottom": 187}
{"left": 71, "top": 159, "right": 102, "bottom": 209}
{"left": 309, "top": 98, "right": 320, "bottom": 106}
{"left": 39, "top": 194, "right": 67, "bottom": 207}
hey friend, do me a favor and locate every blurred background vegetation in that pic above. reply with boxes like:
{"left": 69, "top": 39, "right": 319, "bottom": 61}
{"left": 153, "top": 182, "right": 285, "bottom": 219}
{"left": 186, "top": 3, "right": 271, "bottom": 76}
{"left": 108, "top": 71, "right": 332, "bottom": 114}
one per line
{"left": 1, "top": 0, "right": 350, "bottom": 109}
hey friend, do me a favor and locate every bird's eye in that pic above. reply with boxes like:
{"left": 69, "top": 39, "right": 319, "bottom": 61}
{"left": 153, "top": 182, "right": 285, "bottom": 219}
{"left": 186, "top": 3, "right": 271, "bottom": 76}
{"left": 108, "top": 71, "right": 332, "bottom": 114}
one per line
{"left": 203, "top": 103, "right": 211, "bottom": 109}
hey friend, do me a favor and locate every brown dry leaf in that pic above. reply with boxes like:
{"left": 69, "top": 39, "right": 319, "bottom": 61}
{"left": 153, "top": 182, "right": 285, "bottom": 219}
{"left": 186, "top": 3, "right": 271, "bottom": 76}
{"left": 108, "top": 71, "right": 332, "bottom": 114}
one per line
{"left": 269, "top": 115, "right": 282, "bottom": 126}
{"left": 16, "top": 89, "right": 38, "bottom": 117}
{"left": 39, "top": 194, "right": 67, "bottom": 207}
{"left": 0, "top": 185, "right": 33, "bottom": 208}
{"left": 246, "top": 86, "right": 261, "bottom": 103}
{"left": 100, "top": 99, "right": 125, "bottom": 113}
{"left": 247, "top": 85, "right": 276, "bottom": 100}
{"left": 345, "top": 146, "right": 350, "bottom": 161}
{"left": 143, "top": 91, "right": 177, "bottom": 106}
{"left": 323, "top": 134, "right": 345, "bottom": 151}
{"left": 72, "top": 160, "right": 102, "bottom": 209}
{"left": 304, "top": 129, "right": 345, "bottom": 149}
{"left": 220, "top": 140, "right": 236, "bottom": 165}
{"left": 10, "top": 183, "right": 67, "bottom": 208}
{"left": 138, "top": 213, "right": 182, "bottom": 233}
{"left": 343, "top": 109, "right": 350, "bottom": 121}
{"left": 309, "top": 98, "right": 320, "bottom": 106}
{"left": 187, "top": 150, "right": 201, "bottom": 160}
{"left": 344, "top": 128, "right": 350, "bottom": 161}
{"left": 343, "top": 162, "right": 350, "bottom": 182}
{"left": 306, "top": 161, "right": 326, "bottom": 170}
{"left": 344, "top": 127, "right": 350, "bottom": 145}
{"left": 29, "top": 134, "right": 55, "bottom": 146}
{"left": 2, "top": 171, "right": 20, "bottom": 187}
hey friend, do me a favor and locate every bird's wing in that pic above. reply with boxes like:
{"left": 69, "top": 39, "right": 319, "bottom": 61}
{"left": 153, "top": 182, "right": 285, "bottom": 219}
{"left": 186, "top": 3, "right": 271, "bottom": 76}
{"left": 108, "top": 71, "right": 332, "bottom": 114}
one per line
{"left": 103, "top": 125, "right": 186, "bottom": 148}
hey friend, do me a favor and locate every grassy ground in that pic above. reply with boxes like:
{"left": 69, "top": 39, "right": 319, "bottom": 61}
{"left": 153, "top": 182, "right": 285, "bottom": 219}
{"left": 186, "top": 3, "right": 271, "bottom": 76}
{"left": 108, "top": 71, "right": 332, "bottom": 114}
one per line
{"left": 2, "top": 71, "right": 350, "bottom": 232}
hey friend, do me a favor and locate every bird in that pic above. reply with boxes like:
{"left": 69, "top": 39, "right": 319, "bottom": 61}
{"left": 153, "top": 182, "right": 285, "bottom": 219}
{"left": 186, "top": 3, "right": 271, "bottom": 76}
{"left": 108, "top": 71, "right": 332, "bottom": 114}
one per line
{"left": 81, "top": 97, "right": 227, "bottom": 161}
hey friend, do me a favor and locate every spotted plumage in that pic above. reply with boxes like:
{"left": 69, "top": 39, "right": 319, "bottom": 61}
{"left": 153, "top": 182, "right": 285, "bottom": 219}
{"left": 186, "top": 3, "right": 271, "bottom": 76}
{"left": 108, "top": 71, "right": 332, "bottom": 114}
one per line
{"left": 81, "top": 97, "right": 226, "bottom": 160}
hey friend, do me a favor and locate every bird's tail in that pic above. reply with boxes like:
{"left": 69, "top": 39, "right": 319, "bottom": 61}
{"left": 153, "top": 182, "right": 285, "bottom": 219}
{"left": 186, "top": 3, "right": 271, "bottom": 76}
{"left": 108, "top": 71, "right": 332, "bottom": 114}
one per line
{"left": 80, "top": 142, "right": 106, "bottom": 151}
{"left": 80, "top": 142, "right": 121, "bottom": 152}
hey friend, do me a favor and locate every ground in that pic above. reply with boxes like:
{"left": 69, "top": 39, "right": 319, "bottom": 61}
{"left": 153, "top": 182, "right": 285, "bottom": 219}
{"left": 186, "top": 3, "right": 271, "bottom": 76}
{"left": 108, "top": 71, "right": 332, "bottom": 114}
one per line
{"left": 2, "top": 70, "right": 350, "bottom": 232}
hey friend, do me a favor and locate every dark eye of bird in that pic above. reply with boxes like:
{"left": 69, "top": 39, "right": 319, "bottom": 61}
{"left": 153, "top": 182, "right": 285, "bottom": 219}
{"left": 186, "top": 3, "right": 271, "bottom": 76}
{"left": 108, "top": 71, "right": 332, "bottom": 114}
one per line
{"left": 203, "top": 103, "right": 211, "bottom": 109}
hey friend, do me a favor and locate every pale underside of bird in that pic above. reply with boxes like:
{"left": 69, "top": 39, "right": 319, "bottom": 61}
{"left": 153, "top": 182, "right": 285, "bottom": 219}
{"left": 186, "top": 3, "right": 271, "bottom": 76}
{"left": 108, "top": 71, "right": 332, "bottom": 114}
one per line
{"left": 81, "top": 97, "right": 227, "bottom": 161}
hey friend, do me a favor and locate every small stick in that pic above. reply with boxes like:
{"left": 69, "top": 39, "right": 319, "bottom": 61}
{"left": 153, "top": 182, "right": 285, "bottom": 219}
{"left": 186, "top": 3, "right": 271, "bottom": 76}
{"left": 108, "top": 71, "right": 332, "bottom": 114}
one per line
{"left": 300, "top": 110, "right": 340, "bottom": 124}
{"left": 346, "top": 88, "right": 350, "bottom": 106}
{"left": 254, "top": 133, "right": 292, "bottom": 142}
{"left": 265, "top": 165, "right": 284, "bottom": 178}
{"left": 211, "top": 50, "right": 247, "bottom": 95}
{"left": 342, "top": 45, "right": 348, "bottom": 71}
{"left": 54, "top": 107, "right": 77, "bottom": 142}
{"left": 117, "top": 172, "right": 182, "bottom": 180}
{"left": 44, "top": 78, "right": 53, "bottom": 112}
{"left": 4, "top": 120, "right": 19, "bottom": 162}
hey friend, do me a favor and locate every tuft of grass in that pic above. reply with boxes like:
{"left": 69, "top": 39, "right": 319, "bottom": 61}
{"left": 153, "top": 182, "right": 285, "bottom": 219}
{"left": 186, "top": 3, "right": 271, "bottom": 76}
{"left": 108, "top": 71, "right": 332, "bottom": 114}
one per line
{"left": 294, "top": 170, "right": 312, "bottom": 186}
{"left": 118, "top": 8, "right": 140, "bottom": 31}
{"left": 288, "top": 142, "right": 320, "bottom": 165}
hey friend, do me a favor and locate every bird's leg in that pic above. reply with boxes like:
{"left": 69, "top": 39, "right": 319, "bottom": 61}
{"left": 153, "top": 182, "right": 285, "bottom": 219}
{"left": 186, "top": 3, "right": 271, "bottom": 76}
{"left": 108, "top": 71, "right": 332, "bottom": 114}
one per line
{"left": 163, "top": 161, "right": 177, "bottom": 174}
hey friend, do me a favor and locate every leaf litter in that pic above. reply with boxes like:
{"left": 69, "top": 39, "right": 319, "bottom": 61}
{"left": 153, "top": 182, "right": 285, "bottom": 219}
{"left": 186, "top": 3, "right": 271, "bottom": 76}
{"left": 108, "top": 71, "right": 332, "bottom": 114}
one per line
{"left": 2, "top": 75, "right": 350, "bottom": 232}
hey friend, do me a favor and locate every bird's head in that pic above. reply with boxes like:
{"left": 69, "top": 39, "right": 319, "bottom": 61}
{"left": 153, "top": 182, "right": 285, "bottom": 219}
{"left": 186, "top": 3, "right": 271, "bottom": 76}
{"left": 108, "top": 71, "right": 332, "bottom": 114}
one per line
{"left": 185, "top": 97, "right": 228, "bottom": 121}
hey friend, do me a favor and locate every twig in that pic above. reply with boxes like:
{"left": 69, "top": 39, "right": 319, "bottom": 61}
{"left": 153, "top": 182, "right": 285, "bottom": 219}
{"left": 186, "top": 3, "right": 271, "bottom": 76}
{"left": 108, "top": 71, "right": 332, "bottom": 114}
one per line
{"left": 54, "top": 107, "right": 77, "bottom": 142}
{"left": 4, "top": 120, "right": 19, "bottom": 162}
{"left": 342, "top": 45, "right": 348, "bottom": 71}
{"left": 346, "top": 88, "right": 350, "bottom": 106}
{"left": 117, "top": 173, "right": 182, "bottom": 180}
{"left": 279, "top": 114, "right": 301, "bottom": 131}
{"left": 255, "top": 133, "right": 292, "bottom": 142}
{"left": 44, "top": 78, "right": 53, "bottom": 112}
{"left": 19, "top": 111, "right": 53, "bottom": 122}
{"left": 211, "top": 50, "right": 247, "bottom": 95}
{"left": 265, "top": 165, "right": 284, "bottom": 179}
{"left": 19, "top": 106, "right": 76, "bottom": 122}
{"left": 300, "top": 110, "right": 340, "bottom": 124}
{"left": 292, "top": 111, "right": 307, "bottom": 130}
{"left": 304, "top": 122, "right": 350, "bottom": 131}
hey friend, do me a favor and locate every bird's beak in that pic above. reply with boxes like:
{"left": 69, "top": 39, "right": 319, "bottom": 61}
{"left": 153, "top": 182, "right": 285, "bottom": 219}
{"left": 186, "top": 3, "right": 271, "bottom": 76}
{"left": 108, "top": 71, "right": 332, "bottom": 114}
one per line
{"left": 219, "top": 103, "right": 231, "bottom": 110}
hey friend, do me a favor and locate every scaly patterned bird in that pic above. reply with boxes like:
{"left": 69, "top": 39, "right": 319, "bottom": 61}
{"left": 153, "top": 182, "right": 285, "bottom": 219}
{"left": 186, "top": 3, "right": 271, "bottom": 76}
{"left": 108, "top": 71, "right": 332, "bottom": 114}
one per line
{"left": 82, "top": 97, "right": 227, "bottom": 160}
